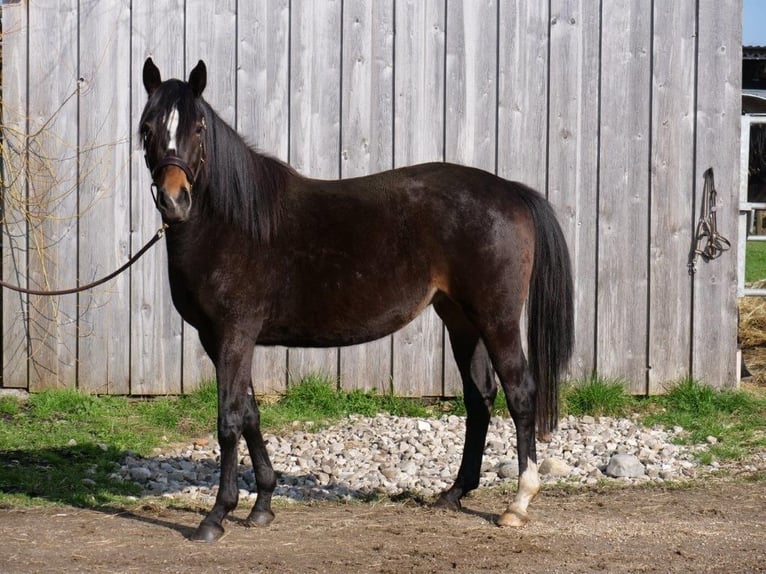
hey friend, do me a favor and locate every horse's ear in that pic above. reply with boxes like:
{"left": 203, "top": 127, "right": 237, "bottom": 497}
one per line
{"left": 143, "top": 58, "right": 162, "bottom": 95}
{"left": 188, "top": 60, "right": 207, "bottom": 98}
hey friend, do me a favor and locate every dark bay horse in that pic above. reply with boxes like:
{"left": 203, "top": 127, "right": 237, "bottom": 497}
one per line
{"left": 140, "top": 58, "right": 574, "bottom": 542}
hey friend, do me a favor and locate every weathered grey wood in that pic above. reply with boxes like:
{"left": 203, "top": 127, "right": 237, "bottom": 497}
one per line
{"left": 692, "top": 0, "right": 741, "bottom": 388}
{"left": 497, "top": 0, "right": 549, "bottom": 190}
{"left": 496, "top": 0, "right": 548, "bottom": 390}
{"left": 26, "top": 0, "right": 79, "bottom": 390}
{"left": 238, "top": 0, "right": 291, "bottom": 395}
{"left": 181, "top": 0, "right": 237, "bottom": 392}
{"left": 1, "top": 3, "right": 29, "bottom": 388}
{"left": 547, "top": 0, "right": 600, "bottom": 381}
{"left": 443, "top": 0, "right": 498, "bottom": 396}
{"left": 287, "top": 0, "right": 343, "bottom": 383}
{"left": 338, "top": 0, "right": 394, "bottom": 393}
{"left": 0, "top": 0, "right": 744, "bottom": 395}
{"left": 392, "top": 0, "right": 446, "bottom": 397}
{"left": 129, "top": 1, "right": 185, "bottom": 394}
{"left": 596, "top": 0, "right": 652, "bottom": 393}
{"left": 77, "top": 0, "right": 132, "bottom": 394}
{"left": 647, "top": 0, "right": 697, "bottom": 392}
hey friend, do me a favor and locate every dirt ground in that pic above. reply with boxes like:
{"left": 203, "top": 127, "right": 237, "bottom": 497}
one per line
{"left": 1, "top": 479, "right": 764, "bottom": 573}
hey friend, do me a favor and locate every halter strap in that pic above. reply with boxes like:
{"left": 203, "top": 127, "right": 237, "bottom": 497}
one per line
{"left": 152, "top": 153, "right": 196, "bottom": 183}
{"left": 145, "top": 117, "right": 207, "bottom": 188}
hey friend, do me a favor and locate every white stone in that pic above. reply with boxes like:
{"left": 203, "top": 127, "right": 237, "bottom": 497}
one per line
{"left": 417, "top": 420, "right": 432, "bottom": 432}
{"left": 605, "top": 454, "right": 645, "bottom": 478}
{"left": 539, "top": 457, "right": 572, "bottom": 477}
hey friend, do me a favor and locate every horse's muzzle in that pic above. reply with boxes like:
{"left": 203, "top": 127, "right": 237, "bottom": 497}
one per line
{"left": 157, "top": 185, "right": 191, "bottom": 222}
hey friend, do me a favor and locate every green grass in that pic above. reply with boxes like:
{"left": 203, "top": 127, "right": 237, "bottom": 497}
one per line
{"left": 563, "top": 376, "right": 635, "bottom": 418}
{"left": 642, "top": 377, "right": 766, "bottom": 462}
{"left": 260, "top": 373, "right": 431, "bottom": 428}
{"left": 0, "top": 385, "right": 222, "bottom": 508}
{"left": 746, "top": 240, "right": 766, "bottom": 283}
{"left": 1, "top": 373, "right": 764, "bottom": 509}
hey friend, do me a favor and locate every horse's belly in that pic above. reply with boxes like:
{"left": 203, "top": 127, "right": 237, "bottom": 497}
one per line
{"left": 259, "top": 284, "right": 437, "bottom": 347}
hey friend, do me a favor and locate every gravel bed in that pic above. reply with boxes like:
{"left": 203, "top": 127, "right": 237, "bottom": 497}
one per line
{"left": 108, "top": 413, "right": 737, "bottom": 505}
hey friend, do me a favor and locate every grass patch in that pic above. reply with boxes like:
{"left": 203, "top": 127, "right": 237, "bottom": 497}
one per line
{"left": 642, "top": 377, "right": 766, "bottom": 462}
{"left": 261, "top": 374, "right": 431, "bottom": 429}
{"left": 746, "top": 240, "right": 766, "bottom": 283}
{"left": 562, "top": 376, "right": 635, "bottom": 418}
{"left": 0, "top": 384, "right": 220, "bottom": 509}
{"left": 0, "top": 396, "right": 21, "bottom": 418}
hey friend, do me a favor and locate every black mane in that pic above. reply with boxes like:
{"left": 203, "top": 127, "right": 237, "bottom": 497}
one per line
{"left": 198, "top": 99, "right": 287, "bottom": 243}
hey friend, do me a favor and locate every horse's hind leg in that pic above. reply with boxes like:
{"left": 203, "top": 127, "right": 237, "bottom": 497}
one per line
{"left": 480, "top": 325, "right": 541, "bottom": 527}
{"left": 432, "top": 296, "right": 497, "bottom": 511}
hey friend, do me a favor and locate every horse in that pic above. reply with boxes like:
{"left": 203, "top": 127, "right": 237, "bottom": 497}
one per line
{"left": 139, "top": 58, "right": 574, "bottom": 542}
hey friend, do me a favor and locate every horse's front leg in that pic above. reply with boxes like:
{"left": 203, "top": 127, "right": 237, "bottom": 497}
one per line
{"left": 242, "top": 385, "right": 277, "bottom": 527}
{"left": 192, "top": 336, "right": 255, "bottom": 543}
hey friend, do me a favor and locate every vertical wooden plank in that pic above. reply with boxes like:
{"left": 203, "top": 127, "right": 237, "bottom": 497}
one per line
{"left": 647, "top": 0, "right": 696, "bottom": 392}
{"left": 1, "top": 3, "right": 29, "bottom": 389}
{"left": 338, "top": 0, "right": 394, "bottom": 393}
{"left": 497, "top": 0, "right": 549, "bottom": 190}
{"left": 443, "top": 0, "right": 497, "bottom": 395}
{"left": 238, "top": 0, "right": 291, "bottom": 395}
{"left": 445, "top": 0, "right": 496, "bottom": 170}
{"left": 392, "top": 0, "right": 446, "bottom": 397}
{"left": 288, "top": 0, "right": 343, "bottom": 383}
{"left": 130, "top": 1, "right": 185, "bottom": 394}
{"left": 77, "top": 0, "right": 132, "bottom": 394}
{"left": 692, "top": 0, "right": 741, "bottom": 388}
{"left": 547, "top": 0, "right": 600, "bottom": 379}
{"left": 182, "top": 0, "right": 237, "bottom": 392}
{"left": 597, "top": 0, "right": 651, "bottom": 392}
{"left": 496, "top": 0, "right": 548, "bottom": 392}
{"left": 26, "top": 0, "right": 79, "bottom": 390}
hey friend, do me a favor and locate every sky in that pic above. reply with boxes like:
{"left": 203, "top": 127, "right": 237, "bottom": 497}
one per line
{"left": 743, "top": 0, "right": 766, "bottom": 46}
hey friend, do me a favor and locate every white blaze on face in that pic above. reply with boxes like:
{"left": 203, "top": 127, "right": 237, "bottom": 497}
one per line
{"left": 166, "top": 106, "right": 180, "bottom": 151}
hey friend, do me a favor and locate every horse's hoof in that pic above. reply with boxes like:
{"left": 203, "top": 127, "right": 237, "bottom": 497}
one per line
{"left": 497, "top": 509, "right": 529, "bottom": 528}
{"left": 432, "top": 494, "right": 461, "bottom": 512}
{"left": 191, "top": 521, "right": 226, "bottom": 542}
{"left": 245, "top": 510, "right": 275, "bottom": 527}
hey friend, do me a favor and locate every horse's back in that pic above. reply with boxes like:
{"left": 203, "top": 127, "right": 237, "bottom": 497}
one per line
{"left": 254, "top": 162, "right": 536, "bottom": 346}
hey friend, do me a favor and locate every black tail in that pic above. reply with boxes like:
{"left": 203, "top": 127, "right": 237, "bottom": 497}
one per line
{"left": 518, "top": 187, "right": 575, "bottom": 437}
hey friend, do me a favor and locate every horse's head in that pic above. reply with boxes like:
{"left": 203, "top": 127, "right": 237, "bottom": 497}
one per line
{"left": 140, "top": 58, "right": 207, "bottom": 223}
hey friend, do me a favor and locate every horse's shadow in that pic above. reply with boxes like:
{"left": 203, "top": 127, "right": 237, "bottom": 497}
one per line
{"left": 105, "top": 507, "right": 202, "bottom": 539}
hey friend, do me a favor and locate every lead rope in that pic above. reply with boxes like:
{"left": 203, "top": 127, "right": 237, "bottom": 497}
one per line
{"left": 0, "top": 224, "right": 169, "bottom": 296}
{"left": 688, "top": 167, "right": 731, "bottom": 275}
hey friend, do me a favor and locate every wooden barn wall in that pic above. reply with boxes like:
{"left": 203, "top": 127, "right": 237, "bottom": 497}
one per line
{"left": 0, "top": 0, "right": 742, "bottom": 396}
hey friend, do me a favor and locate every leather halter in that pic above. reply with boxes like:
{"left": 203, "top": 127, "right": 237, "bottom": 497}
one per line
{"left": 145, "top": 118, "right": 206, "bottom": 210}
{"left": 145, "top": 117, "right": 207, "bottom": 189}
{"left": 152, "top": 153, "right": 198, "bottom": 184}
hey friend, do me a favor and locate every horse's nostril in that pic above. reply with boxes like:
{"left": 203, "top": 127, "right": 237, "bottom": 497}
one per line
{"left": 157, "top": 187, "right": 191, "bottom": 221}
{"left": 178, "top": 187, "right": 191, "bottom": 210}
{"left": 158, "top": 190, "right": 172, "bottom": 210}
